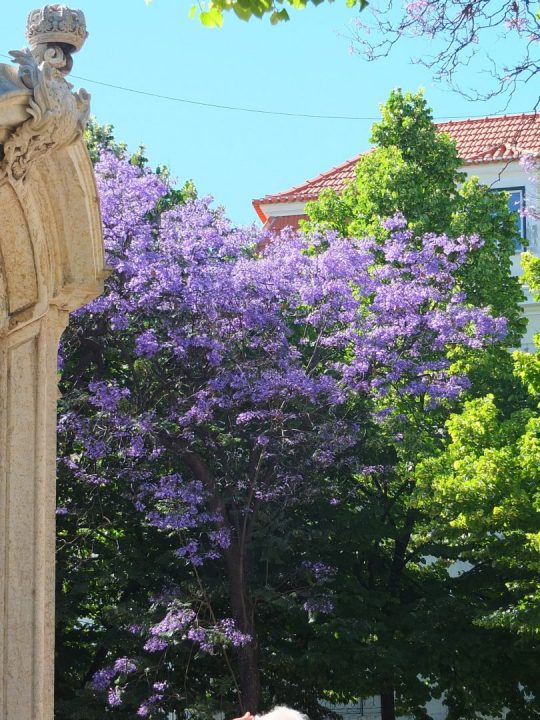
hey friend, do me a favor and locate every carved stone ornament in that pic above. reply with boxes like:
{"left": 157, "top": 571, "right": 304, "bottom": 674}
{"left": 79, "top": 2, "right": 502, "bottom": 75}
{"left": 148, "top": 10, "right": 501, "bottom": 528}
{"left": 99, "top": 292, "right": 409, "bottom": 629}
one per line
{"left": 27, "top": 4, "right": 88, "bottom": 53}
{"left": 0, "top": 5, "right": 90, "bottom": 185}
{"left": 26, "top": 4, "right": 88, "bottom": 73}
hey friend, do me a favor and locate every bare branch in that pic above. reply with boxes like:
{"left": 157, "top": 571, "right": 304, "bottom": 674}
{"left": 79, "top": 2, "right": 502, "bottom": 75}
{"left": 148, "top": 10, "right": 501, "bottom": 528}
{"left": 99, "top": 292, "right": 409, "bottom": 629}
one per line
{"left": 349, "top": 0, "right": 539, "bottom": 107}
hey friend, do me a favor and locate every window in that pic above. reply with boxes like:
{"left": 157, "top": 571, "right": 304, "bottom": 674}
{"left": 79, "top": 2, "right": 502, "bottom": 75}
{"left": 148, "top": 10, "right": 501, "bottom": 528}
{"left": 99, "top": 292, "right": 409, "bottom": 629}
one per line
{"left": 501, "top": 187, "right": 526, "bottom": 251}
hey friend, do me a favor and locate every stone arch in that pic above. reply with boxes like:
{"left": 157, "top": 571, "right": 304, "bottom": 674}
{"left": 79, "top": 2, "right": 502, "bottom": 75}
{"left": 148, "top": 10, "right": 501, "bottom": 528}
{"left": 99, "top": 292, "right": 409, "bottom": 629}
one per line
{"left": 0, "top": 8, "right": 106, "bottom": 719}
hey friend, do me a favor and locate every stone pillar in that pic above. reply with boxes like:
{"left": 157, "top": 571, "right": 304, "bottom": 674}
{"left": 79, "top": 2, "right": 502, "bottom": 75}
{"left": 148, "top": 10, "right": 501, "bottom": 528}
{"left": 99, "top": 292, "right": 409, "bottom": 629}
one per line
{"left": 0, "top": 7, "right": 106, "bottom": 719}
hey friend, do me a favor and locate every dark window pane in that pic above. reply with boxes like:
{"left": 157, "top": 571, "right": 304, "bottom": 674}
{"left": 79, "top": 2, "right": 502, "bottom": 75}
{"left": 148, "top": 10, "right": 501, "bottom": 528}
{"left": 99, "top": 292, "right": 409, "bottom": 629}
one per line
{"left": 503, "top": 189, "right": 525, "bottom": 251}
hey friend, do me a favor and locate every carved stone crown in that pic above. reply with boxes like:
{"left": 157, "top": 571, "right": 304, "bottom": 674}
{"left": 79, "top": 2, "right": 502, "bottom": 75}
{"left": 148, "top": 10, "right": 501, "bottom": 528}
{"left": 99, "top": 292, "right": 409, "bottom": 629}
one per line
{"left": 26, "top": 4, "right": 88, "bottom": 54}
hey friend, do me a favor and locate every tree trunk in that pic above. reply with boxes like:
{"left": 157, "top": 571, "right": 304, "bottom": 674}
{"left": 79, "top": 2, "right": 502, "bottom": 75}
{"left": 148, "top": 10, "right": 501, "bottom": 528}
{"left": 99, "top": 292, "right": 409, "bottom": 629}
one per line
{"left": 236, "top": 640, "right": 261, "bottom": 713}
{"left": 381, "top": 689, "right": 396, "bottom": 720}
{"left": 380, "top": 511, "right": 414, "bottom": 720}
{"left": 226, "top": 541, "right": 261, "bottom": 713}
{"left": 180, "top": 452, "right": 262, "bottom": 710}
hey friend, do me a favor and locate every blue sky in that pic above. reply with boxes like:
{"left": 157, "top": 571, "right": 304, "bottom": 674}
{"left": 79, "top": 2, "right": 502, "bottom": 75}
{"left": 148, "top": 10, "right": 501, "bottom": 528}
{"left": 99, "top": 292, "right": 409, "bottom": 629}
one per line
{"left": 0, "top": 1, "right": 533, "bottom": 226}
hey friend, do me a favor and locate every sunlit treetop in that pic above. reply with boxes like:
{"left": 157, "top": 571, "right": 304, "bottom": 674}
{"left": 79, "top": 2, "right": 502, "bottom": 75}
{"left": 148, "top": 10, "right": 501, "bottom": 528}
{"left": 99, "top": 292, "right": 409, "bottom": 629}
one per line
{"left": 145, "top": 0, "right": 366, "bottom": 26}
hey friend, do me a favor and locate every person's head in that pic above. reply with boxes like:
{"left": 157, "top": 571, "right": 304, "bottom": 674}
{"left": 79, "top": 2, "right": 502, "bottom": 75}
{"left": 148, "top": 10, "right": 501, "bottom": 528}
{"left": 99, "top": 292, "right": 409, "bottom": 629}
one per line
{"left": 256, "top": 706, "right": 308, "bottom": 720}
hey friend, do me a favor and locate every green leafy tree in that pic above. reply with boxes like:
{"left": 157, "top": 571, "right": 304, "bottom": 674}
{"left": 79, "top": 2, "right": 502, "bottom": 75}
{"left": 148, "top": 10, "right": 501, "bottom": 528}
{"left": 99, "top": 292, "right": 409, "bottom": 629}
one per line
{"left": 416, "top": 385, "right": 540, "bottom": 638}
{"left": 145, "top": 0, "right": 365, "bottom": 27}
{"left": 300, "top": 89, "right": 537, "bottom": 720}
{"left": 412, "top": 278, "right": 540, "bottom": 708}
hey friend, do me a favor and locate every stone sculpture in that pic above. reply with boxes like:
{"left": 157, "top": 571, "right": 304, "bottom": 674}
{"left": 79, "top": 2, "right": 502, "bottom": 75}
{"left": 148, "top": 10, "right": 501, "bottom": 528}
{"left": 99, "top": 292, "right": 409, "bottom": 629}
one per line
{"left": 0, "top": 6, "right": 105, "bottom": 719}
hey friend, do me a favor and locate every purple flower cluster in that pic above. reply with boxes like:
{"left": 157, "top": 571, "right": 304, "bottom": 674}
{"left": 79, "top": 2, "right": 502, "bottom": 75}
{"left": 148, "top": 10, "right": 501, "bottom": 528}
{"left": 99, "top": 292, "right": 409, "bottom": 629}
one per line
{"left": 60, "top": 150, "right": 509, "bottom": 714}
{"left": 137, "top": 685, "right": 167, "bottom": 718}
{"left": 150, "top": 607, "right": 196, "bottom": 636}
{"left": 303, "top": 561, "right": 337, "bottom": 582}
{"left": 505, "top": 16, "right": 527, "bottom": 31}
{"left": 91, "top": 667, "right": 116, "bottom": 691}
{"left": 217, "top": 618, "right": 252, "bottom": 647}
{"left": 143, "top": 636, "right": 168, "bottom": 653}
{"left": 108, "top": 687, "right": 123, "bottom": 707}
{"left": 91, "top": 657, "right": 137, "bottom": 701}
{"left": 88, "top": 380, "right": 130, "bottom": 412}
{"left": 114, "top": 657, "right": 137, "bottom": 674}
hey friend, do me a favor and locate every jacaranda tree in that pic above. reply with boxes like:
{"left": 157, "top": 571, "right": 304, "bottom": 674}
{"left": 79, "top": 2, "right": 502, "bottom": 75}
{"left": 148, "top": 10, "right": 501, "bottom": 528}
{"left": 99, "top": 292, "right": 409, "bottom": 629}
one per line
{"left": 350, "top": 0, "right": 539, "bottom": 105}
{"left": 55, "top": 134, "right": 508, "bottom": 719}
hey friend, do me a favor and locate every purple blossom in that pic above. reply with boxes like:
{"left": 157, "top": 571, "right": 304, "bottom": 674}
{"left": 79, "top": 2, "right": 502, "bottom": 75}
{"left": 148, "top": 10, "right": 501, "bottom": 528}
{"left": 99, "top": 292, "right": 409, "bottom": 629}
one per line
{"left": 505, "top": 16, "right": 526, "bottom": 31}
{"left": 88, "top": 381, "right": 130, "bottom": 412}
{"left": 137, "top": 691, "right": 165, "bottom": 716}
{"left": 108, "top": 687, "right": 123, "bottom": 707}
{"left": 187, "top": 626, "right": 212, "bottom": 651}
{"left": 114, "top": 657, "right": 137, "bottom": 674}
{"left": 382, "top": 211, "right": 408, "bottom": 230}
{"left": 303, "top": 561, "right": 337, "bottom": 581}
{"left": 405, "top": 0, "right": 428, "bottom": 17}
{"left": 217, "top": 618, "right": 252, "bottom": 647}
{"left": 91, "top": 667, "right": 116, "bottom": 691}
{"left": 143, "top": 637, "right": 168, "bottom": 653}
{"left": 136, "top": 329, "right": 160, "bottom": 357}
{"left": 520, "top": 154, "right": 537, "bottom": 174}
{"left": 126, "top": 435, "right": 145, "bottom": 457}
{"left": 209, "top": 527, "right": 231, "bottom": 550}
{"left": 150, "top": 607, "right": 196, "bottom": 636}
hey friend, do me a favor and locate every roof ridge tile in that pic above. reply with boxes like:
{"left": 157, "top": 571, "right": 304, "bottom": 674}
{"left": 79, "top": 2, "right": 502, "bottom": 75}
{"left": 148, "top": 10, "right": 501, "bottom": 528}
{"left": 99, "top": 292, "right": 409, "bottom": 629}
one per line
{"left": 254, "top": 113, "right": 540, "bottom": 207}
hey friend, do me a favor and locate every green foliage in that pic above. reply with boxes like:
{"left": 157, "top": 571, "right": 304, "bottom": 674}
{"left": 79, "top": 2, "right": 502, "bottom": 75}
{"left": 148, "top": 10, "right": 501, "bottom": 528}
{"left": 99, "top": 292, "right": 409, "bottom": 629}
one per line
{"left": 301, "top": 87, "right": 540, "bottom": 717}
{"left": 197, "top": 0, "right": 365, "bottom": 26}
{"left": 523, "top": 251, "right": 540, "bottom": 300}
{"left": 84, "top": 119, "right": 147, "bottom": 167}
{"left": 146, "top": 0, "right": 366, "bottom": 26}
{"left": 415, "top": 367, "right": 540, "bottom": 636}
{"left": 304, "top": 90, "right": 464, "bottom": 237}
{"left": 450, "top": 180, "right": 521, "bottom": 318}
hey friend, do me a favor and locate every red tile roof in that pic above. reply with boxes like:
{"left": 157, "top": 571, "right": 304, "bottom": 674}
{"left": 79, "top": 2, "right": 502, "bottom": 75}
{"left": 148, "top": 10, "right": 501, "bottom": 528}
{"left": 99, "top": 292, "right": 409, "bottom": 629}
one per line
{"left": 253, "top": 113, "right": 540, "bottom": 220}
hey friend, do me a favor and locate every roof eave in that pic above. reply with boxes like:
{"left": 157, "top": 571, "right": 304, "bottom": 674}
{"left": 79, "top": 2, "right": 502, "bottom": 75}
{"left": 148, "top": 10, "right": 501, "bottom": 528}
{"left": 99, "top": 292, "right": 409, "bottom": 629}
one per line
{"left": 252, "top": 199, "right": 268, "bottom": 224}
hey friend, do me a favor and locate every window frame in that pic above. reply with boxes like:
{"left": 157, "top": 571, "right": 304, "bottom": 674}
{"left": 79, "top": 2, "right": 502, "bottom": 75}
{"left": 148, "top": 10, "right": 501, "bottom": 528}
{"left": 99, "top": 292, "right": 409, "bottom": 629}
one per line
{"left": 498, "top": 185, "right": 527, "bottom": 250}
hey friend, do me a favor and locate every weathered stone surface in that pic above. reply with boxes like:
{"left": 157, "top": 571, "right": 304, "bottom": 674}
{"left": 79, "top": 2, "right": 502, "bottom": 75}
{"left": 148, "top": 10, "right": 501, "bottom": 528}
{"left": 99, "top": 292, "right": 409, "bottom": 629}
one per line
{"left": 0, "top": 7, "right": 105, "bottom": 719}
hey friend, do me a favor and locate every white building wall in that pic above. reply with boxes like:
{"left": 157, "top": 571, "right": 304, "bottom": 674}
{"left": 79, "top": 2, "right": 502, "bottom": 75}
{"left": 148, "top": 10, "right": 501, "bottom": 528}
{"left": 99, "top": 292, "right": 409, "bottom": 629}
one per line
{"left": 465, "top": 160, "right": 540, "bottom": 352}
